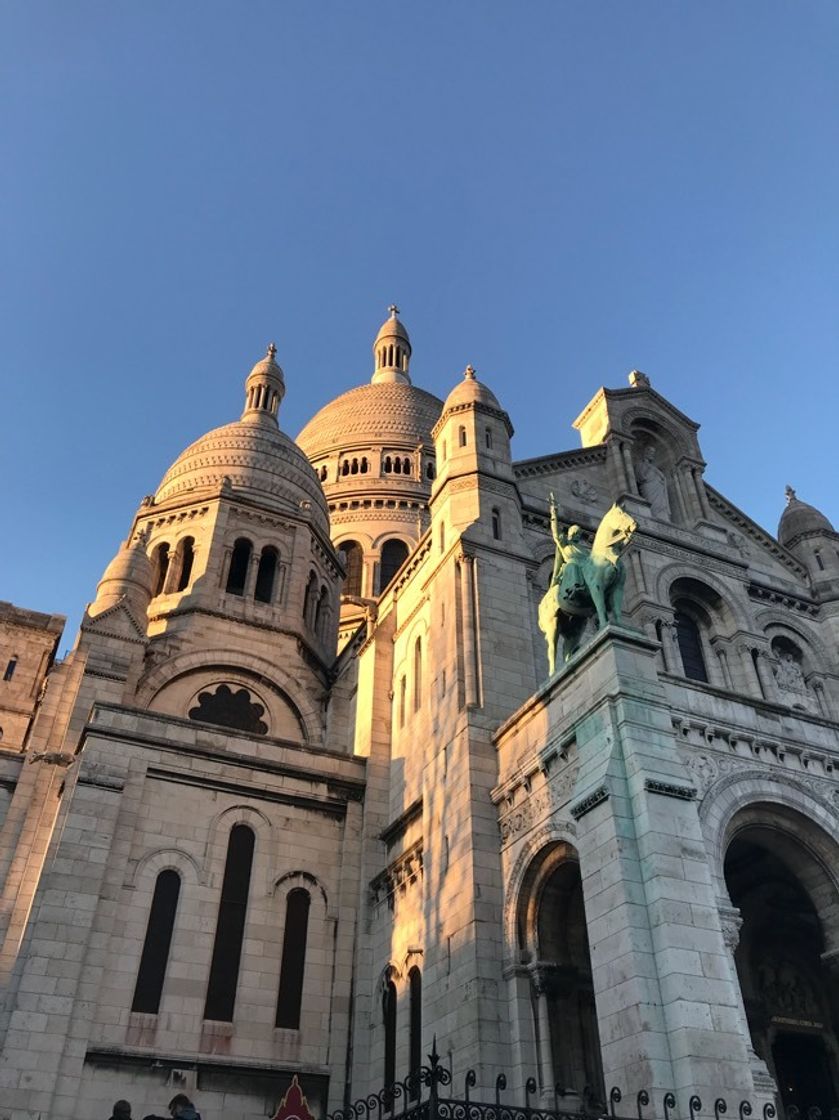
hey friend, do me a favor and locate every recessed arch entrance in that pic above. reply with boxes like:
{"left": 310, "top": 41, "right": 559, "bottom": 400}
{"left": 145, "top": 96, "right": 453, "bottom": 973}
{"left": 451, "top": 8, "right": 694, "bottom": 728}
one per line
{"left": 724, "top": 812, "right": 839, "bottom": 1116}
{"left": 517, "top": 842, "right": 605, "bottom": 1105}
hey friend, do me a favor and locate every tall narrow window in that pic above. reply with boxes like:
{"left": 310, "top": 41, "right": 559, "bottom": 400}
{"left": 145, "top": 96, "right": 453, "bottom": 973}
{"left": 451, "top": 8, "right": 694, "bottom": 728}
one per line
{"left": 491, "top": 508, "right": 501, "bottom": 540}
{"left": 275, "top": 889, "right": 311, "bottom": 1029}
{"left": 254, "top": 547, "right": 278, "bottom": 603}
{"left": 152, "top": 543, "right": 170, "bottom": 597}
{"left": 380, "top": 540, "right": 409, "bottom": 591}
{"left": 314, "top": 586, "right": 329, "bottom": 639}
{"left": 383, "top": 979, "right": 397, "bottom": 1092}
{"left": 414, "top": 637, "right": 422, "bottom": 711}
{"left": 339, "top": 541, "right": 363, "bottom": 598}
{"left": 3, "top": 657, "right": 17, "bottom": 683}
{"left": 485, "top": 427, "right": 493, "bottom": 449}
{"left": 458, "top": 426, "right": 467, "bottom": 448}
{"left": 398, "top": 675, "right": 406, "bottom": 729}
{"left": 674, "top": 610, "right": 708, "bottom": 682}
{"left": 408, "top": 967, "right": 422, "bottom": 1098}
{"left": 132, "top": 870, "right": 181, "bottom": 1014}
{"left": 226, "top": 539, "right": 252, "bottom": 596}
{"left": 204, "top": 824, "right": 255, "bottom": 1021}
{"left": 175, "top": 538, "right": 195, "bottom": 592}
{"left": 304, "top": 572, "right": 319, "bottom": 626}
{"left": 815, "top": 550, "right": 825, "bottom": 571}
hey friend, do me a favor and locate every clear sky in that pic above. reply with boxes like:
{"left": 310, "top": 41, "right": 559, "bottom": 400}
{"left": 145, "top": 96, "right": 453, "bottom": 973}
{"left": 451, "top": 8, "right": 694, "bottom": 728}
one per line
{"left": 2, "top": 1, "right": 838, "bottom": 649}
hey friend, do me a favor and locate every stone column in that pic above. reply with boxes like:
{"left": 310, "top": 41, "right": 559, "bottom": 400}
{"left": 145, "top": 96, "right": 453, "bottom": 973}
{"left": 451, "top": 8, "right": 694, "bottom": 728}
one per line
{"left": 530, "top": 965, "right": 556, "bottom": 1097}
{"left": 718, "top": 904, "right": 776, "bottom": 1103}
{"left": 242, "top": 548, "right": 260, "bottom": 599}
{"left": 620, "top": 443, "right": 638, "bottom": 495}
{"left": 754, "top": 650, "right": 779, "bottom": 702}
{"left": 692, "top": 467, "right": 713, "bottom": 520}
{"left": 711, "top": 640, "right": 734, "bottom": 689}
{"left": 739, "top": 645, "right": 764, "bottom": 698}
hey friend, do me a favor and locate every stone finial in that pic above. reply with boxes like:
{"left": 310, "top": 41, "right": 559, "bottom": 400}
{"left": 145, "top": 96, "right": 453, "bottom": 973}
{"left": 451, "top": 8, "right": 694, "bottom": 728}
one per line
{"left": 267, "top": 342, "right": 277, "bottom": 360}
{"left": 628, "top": 369, "right": 650, "bottom": 389}
{"left": 785, "top": 484, "right": 797, "bottom": 505}
{"left": 464, "top": 364, "right": 476, "bottom": 380}
{"left": 388, "top": 304, "right": 400, "bottom": 318}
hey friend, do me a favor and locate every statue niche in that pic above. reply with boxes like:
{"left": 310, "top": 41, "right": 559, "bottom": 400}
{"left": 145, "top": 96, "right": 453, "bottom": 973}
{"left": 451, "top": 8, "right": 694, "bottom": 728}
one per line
{"left": 635, "top": 443, "right": 671, "bottom": 521}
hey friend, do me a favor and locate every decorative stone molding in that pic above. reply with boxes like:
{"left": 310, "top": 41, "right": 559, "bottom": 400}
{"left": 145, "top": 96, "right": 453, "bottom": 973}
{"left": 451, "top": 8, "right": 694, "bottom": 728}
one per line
{"left": 644, "top": 778, "right": 697, "bottom": 800}
{"left": 717, "top": 903, "right": 744, "bottom": 951}
{"left": 570, "top": 784, "right": 609, "bottom": 820}
{"left": 370, "top": 840, "right": 424, "bottom": 909}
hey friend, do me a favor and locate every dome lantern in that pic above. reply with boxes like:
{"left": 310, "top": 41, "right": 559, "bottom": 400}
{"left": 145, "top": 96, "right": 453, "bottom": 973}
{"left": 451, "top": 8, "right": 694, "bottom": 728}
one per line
{"left": 372, "top": 305, "right": 412, "bottom": 385}
{"left": 241, "top": 342, "right": 286, "bottom": 426}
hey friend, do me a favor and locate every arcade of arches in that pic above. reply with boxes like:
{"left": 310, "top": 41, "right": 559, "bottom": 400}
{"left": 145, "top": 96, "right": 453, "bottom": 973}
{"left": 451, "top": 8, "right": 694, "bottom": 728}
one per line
{"left": 724, "top": 812, "right": 839, "bottom": 1115}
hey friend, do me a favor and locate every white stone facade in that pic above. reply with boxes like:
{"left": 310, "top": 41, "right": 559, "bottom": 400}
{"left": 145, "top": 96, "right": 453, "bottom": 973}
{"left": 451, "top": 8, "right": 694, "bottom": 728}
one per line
{"left": 1, "top": 320, "right": 838, "bottom": 1120}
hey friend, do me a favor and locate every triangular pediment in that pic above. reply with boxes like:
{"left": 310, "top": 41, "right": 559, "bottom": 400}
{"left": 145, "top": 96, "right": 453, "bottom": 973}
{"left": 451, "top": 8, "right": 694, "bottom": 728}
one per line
{"left": 81, "top": 598, "right": 147, "bottom": 643}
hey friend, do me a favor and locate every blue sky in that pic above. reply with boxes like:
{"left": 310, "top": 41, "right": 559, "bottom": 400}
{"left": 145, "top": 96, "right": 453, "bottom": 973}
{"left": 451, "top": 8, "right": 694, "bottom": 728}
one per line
{"left": 2, "top": 1, "right": 838, "bottom": 648}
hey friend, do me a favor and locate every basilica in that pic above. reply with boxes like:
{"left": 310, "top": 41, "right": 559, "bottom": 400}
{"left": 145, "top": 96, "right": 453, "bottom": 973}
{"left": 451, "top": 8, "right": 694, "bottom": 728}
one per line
{"left": 1, "top": 309, "right": 838, "bottom": 1120}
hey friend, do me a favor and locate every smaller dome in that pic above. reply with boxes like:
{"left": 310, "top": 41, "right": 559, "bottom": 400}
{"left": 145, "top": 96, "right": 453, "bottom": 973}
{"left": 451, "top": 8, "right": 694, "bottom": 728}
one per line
{"left": 443, "top": 364, "right": 503, "bottom": 411}
{"left": 89, "top": 534, "right": 154, "bottom": 619}
{"left": 374, "top": 305, "right": 411, "bottom": 347}
{"left": 372, "top": 305, "right": 412, "bottom": 385}
{"left": 778, "top": 485, "right": 835, "bottom": 547}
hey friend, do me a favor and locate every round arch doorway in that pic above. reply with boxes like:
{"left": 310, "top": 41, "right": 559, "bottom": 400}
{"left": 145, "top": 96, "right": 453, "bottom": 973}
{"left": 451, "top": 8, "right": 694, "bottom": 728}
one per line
{"left": 725, "top": 823, "right": 839, "bottom": 1116}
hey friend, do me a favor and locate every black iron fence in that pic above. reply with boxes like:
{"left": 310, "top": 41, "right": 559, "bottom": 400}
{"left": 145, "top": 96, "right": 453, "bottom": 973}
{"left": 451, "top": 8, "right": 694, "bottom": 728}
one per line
{"left": 327, "top": 1043, "right": 836, "bottom": 1120}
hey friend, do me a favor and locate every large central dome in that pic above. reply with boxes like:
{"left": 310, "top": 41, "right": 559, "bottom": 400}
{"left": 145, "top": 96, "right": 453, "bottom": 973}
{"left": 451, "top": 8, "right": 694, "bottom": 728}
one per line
{"left": 297, "top": 380, "right": 442, "bottom": 456}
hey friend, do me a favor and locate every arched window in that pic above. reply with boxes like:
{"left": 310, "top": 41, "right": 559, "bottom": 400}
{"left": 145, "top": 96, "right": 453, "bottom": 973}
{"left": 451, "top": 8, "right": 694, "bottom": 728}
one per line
{"left": 339, "top": 541, "right": 363, "bottom": 598}
{"left": 402, "top": 458, "right": 411, "bottom": 475}
{"left": 314, "top": 586, "right": 329, "bottom": 639}
{"left": 394, "top": 457, "right": 402, "bottom": 474}
{"left": 304, "top": 572, "right": 319, "bottom": 625}
{"left": 491, "top": 508, "right": 501, "bottom": 541}
{"left": 384, "top": 456, "right": 392, "bottom": 473}
{"left": 254, "top": 547, "right": 278, "bottom": 603}
{"left": 398, "top": 675, "right": 407, "bottom": 729}
{"left": 3, "top": 657, "right": 17, "bottom": 683}
{"left": 204, "top": 824, "right": 255, "bottom": 1022}
{"left": 351, "top": 458, "right": 359, "bottom": 475}
{"left": 131, "top": 869, "right": 181, "bottom": 1014}
{"left": 485, "top": 427, "right": 493, "bottom": 449}
{"left": 414, "top": 637, "right": 422, "bottom": 711}
{"left": 380, "top": 540, "right": 409, "bottom": 591}
{"left": 152, "top": 543, "right": 170, "bottom": 597}
{"left": 674, "top": 610, "right": 708, "bottom": 682}
{"left": 426, "top": 462, "right": 435, "bottom": 480}
{"left": 408, "top": 967, "right": 422, "bottom": 1097}
{"left": 383, "top": 979, "right": 397, "bottom": 1092}
{"left": 458, "top": 426, "right": 467, "bottom": 448}
{"left": 226, "top": 539, "right": 252, "bottom": 596}
{"left": 175, "top": 537, "right": 195, "bottom": 592}
{"left": 275, "top": 888, "right": 311, "bottom": 1029}
{"left": 320, "top": 465, "right": 328, "bottom": 481}
{"left": 341, "top": 459, "right": 350, "bottom": 476}
{"left": 361, "top": 457, "right": 369, "bottom": 474}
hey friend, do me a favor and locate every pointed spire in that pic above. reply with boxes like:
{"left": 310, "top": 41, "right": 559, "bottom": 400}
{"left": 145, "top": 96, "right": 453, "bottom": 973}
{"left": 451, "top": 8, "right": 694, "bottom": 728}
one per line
{"left": 372, "top": 305, "right": 412, "bottom": 385}
{"left": 241, "top": 341, "right": 286, "bottom": 425}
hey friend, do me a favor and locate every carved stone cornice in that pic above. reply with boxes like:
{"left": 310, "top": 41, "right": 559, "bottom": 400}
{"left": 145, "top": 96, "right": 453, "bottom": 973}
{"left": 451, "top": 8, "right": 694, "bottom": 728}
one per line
{"left": 370, "top": 840, "right": 424, "bottom": 909}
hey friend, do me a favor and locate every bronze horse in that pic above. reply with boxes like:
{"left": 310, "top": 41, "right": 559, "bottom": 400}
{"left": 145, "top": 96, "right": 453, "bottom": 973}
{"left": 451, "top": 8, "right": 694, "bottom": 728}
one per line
{"left": 538, "top": 502, "right": 637, "bottom": 674}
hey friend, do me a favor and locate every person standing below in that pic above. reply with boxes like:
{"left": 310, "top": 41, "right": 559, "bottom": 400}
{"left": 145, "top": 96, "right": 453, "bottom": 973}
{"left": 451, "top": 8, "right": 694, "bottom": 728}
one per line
{"left": 142, "top": 1093, "right": 201, "bottom": 1120}
{"left": 109, "top": 1101, "right": 132, "bottom": 1120}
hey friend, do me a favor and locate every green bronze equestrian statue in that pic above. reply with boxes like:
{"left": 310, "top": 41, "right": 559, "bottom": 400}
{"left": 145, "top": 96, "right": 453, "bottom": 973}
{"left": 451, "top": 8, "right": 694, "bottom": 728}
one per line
{"left": 538, "top": 494, "right": 637, "bottom": 674}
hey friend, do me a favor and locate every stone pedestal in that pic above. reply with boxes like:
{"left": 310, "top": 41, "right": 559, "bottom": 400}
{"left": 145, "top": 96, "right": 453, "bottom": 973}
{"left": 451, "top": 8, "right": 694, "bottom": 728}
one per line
{"left": 554, "top": 626, "right": 758, "bottom": 1110}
